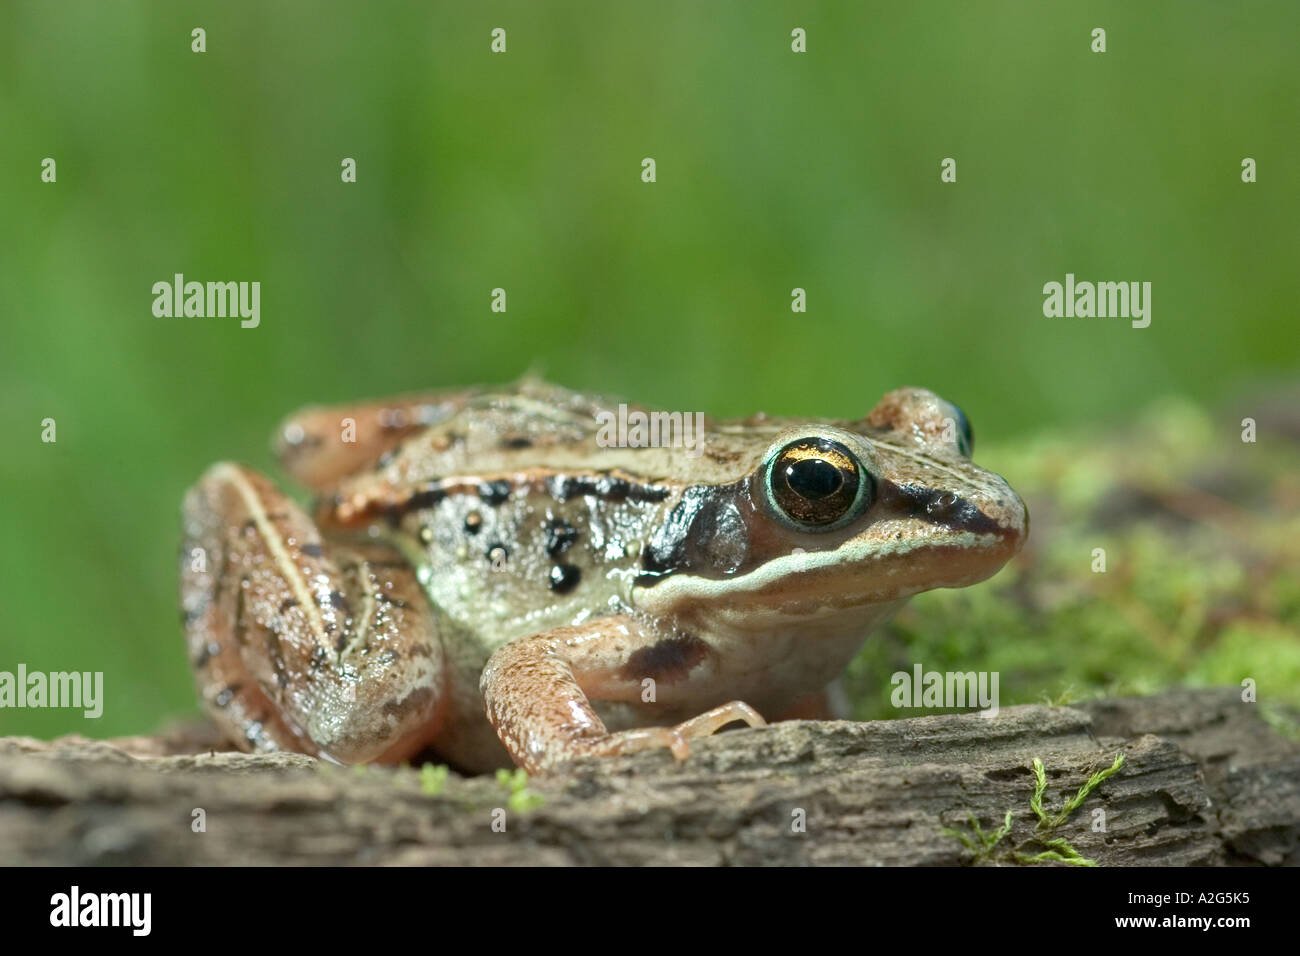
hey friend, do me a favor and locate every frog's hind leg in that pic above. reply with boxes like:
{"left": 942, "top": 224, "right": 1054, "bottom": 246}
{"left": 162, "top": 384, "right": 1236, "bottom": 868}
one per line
{"left": 180, "top": 462, "right": 447, "bottom": 764}
{"left": 273, "top": 391, "right": 476, "bottom": 491}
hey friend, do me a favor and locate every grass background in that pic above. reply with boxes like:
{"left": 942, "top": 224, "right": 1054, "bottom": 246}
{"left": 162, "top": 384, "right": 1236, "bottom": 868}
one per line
{"left": 1, "top": 2, "right": 1297, "bottom": 739}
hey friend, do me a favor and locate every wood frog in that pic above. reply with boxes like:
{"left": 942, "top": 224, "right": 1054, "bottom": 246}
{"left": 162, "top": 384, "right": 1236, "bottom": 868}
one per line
{"left": 180, "top": 380, "right": 1026, "bottom": 773}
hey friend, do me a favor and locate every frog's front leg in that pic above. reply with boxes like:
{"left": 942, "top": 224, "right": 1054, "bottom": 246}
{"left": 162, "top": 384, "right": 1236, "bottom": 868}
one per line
{"left": 180, "top": 463, "right": 447, "bottom": 764}
{"left": 480, "top": 619, "right": 766, "bottom": 773}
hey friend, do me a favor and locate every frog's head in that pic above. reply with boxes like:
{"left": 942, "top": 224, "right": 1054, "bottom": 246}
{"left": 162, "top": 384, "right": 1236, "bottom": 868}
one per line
{"left": 632, "top": 388, "right": 1027, "bottom": 625}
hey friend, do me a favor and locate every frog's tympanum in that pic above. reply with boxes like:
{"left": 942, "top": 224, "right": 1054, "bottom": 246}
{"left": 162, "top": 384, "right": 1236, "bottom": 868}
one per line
{"left": 180, "top": 380, "right": 1026, "bottom": 773}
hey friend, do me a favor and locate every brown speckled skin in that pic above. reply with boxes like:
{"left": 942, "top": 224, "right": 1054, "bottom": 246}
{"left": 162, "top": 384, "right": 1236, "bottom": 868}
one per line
{"left": 180, "top": 380, "right": 1026, "bottom": 773}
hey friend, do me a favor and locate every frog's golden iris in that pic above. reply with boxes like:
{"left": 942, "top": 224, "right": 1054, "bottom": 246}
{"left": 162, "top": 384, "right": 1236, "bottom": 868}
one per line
{"left": 764, "top": 437, "right": 873, "bottom": 532}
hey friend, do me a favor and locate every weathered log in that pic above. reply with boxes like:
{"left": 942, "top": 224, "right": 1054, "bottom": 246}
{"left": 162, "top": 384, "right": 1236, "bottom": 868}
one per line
{"left": 1, "top": 688, "right": 1295, "bottom": 865}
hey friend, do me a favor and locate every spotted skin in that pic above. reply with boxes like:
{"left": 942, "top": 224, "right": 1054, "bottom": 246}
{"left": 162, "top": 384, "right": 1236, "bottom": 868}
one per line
{"left": 181, "top": 379, "right": 1027, "bottom": 773}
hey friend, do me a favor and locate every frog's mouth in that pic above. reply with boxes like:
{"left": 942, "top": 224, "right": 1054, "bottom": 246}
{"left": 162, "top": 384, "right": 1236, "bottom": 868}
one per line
{"left": 633, "top": 479, "right": 1027, "bottom": 617}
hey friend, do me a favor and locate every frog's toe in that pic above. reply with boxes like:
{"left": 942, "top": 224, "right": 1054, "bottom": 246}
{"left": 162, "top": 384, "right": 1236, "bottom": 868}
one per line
{"left": 579, "top": 702, "right": 766, "bottom": 765}
{"left": 673, "top": 700, "right": 767, "bottom": 740}
{"left": 580, "top": 726, "right": 691, "bottom": 763}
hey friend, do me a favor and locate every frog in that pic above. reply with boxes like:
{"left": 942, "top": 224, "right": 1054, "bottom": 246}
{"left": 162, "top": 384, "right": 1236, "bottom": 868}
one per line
{"left": 179, "top": 379, "right": 1026, "bottom": 774}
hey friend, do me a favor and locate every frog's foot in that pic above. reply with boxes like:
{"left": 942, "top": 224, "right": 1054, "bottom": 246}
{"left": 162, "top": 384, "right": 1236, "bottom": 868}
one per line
{"left": 480, "top": 621, "right": 766, "bottom": 773}
{"left": 581, "top": 701, "right": 767, "bottom": 762}
{"left": 180, "top": 462, "right": 447, "bottom": 764}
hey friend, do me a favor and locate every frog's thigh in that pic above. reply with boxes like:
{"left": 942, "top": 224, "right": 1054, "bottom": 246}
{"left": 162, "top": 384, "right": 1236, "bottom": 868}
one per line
{"left": 181, "top": 462, "right": 447, "bottom": 764}
{"left": 273, "top": 393, "right": 465, "bottom": 491}
{"left": 480, "top": 619, "right": 765, "bottom": 773}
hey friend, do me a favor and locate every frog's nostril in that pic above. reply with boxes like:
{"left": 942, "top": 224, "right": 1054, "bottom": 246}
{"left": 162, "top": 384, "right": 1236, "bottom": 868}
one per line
{"left": 925, "top": 491, "right": 960, "bottom": 519}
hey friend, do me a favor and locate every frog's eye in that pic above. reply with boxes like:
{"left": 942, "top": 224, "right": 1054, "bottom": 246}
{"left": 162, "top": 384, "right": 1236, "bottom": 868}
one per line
{"left": 951, "top": 405, "right": 974, "bottom": 457}
{"left": 763, "top": 438, "right": 873, "bottom": 532}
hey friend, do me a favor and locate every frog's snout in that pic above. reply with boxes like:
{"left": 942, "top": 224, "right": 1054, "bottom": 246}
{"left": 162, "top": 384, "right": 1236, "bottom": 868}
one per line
{"left": 880, "top": 476, "right": 1028, "bottom": 591}
{"left": 972, "top": 483, "right": 1028, "bottom": 551}
{"left": 952, "top": 478, "right": 1029, "bottom": 564}
{"left": 880, "top": 475, "right": 1026, "bottom": 548}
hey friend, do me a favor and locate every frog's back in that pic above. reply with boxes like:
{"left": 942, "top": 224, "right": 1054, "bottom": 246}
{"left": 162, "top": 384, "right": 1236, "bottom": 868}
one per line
{"left": 318, "top": 380, "right": 714, "bottom": 649}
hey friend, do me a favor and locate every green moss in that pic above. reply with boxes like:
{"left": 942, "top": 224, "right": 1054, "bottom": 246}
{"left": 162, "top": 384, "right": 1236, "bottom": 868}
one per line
{"left": 1031, "top": 754, "right": 1125, "bottom": 830}
{"left": 942, "top": 810, "right": 1013, "bottom": 861}
{"left": 419, "top": 763, "right": 449, "bottom": 797}
{"left": 495, "top": 768, "right": 545, "bottom": 813}
{"left": 1187, "top": 623, "right": 1300, "bottom": 695}
{"left": 1037, "top": 684, "right": 1082, "bottom": 707}
{"left": 945, "top": 753, "right": 1124, "bottom": 866}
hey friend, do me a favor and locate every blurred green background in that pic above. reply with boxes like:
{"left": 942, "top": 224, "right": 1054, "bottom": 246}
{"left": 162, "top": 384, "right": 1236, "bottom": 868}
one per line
{"left": 2, "top": 2, "right": 1297, "bottom": 739}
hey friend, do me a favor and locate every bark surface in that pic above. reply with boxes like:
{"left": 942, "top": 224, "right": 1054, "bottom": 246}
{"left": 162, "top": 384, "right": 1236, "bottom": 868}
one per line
{"left": 1, "top": 688, "right": 1296, "bottom": 865}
